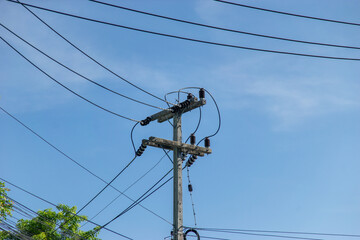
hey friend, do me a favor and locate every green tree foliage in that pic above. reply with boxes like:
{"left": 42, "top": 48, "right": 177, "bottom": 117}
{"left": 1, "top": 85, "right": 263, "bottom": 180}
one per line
{"left": 0, "top": 202, "right": 101, "bottom": 239}
{"left": 0, "top": 182, "right": 13, "bottom": 222}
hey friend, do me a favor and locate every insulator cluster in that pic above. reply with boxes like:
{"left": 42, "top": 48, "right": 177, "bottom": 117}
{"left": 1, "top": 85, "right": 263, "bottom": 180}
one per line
{"left": 136, "top": 143, "right": 147, "bottom": 156}
{"left": 186, "top": 155, "right": 197, "bottom": 167}
{"left": 140, "top": 117, "right": 151, "bottom": 126}
{"left": 171, "top": 99, "right": 192, "bottom": 113}
{"left": 180, "top": 99, "right": 191, "bottom": 108}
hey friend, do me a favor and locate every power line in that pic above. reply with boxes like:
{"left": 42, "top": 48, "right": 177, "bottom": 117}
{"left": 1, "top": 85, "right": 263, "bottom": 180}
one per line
{"left": 7, "top": 196, "right": 89, "bottom": 240}
{"left": 192, "top": 227, "right": 360, "bottom": 238}
{"left": 186, "top": 167, "right": 197, "bottom": 226}
{"left": 180, "top": 87, "right": 221, "bottom": 143}
{"left": 214, "top": 0, "right": 360, "bottom": 27}
{"left": 7, "top": 0, "right": 360, "bottom": 61}
{"left": 0, "top": 22, "right": 167, "bottom": 111}
{"left": 184, "top": 234, "right": 232, "bottom": 240}
{"left": 89, "top": 0, "right": 360, "bottom": 50}
{"left": 193, "top": 228, "right": 324, "bottom": 240}
{"left": 52, "top": 155, "right": 138, "bottom": 235}
{"left": 0, "top": 177, "right": 134, "bottom": 239}
{"left": 14, "top": 0, "right": 175, "bottom": 107}
{"left": 0, "top": 226, "right": 23, "bottom": 240}
{"left": 0, "top": 106, "right": 171, "bottom": 225}
{"left": 164, "top": 90, "right": 202, "bottom": 143}
{"left": 130, "top": 122, "right": 139, "bottom": 155}
{"left": 82, "top": 151, "right": 168, "bottom": 227}
{"left": 99, "top": 169, "right": 173, "bottom": 230}
{"left": 0, "top": 35, "right": 140, "bottom": 122}
{"left": 78, "top": 156, "right": 137, "bottom": 214}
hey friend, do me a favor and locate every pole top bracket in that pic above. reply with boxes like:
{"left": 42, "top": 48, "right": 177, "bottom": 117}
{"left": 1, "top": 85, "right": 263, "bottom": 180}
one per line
{"left": 142, "top": 136, "right": 212, "bottom": 156}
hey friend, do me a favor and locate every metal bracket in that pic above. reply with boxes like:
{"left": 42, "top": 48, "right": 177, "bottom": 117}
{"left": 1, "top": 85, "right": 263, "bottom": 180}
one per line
{"left": 142, "top": 137, "right": 212, "bottom": 156}
{"left": 149, "top": 97, "right": 206, "bottom": 123}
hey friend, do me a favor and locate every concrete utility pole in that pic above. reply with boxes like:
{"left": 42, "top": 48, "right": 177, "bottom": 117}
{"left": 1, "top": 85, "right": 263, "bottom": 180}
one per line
{"left": 173, "top": 112, "right": 183, "bottom": 240}
{"left": 140, "top": 92, "right": 211, "bottom": 240}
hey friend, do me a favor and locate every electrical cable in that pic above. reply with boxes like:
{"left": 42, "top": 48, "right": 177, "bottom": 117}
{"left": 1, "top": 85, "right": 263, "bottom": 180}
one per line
{"left": 82, "top": 151, "right": 168, "bottom": 227}
{"left": 51, "top": 155, "right": 138, "bottom": 235}
{"left": 186, "top": 167, "right": 197, "bottom": 226}
{"left": 188, "top": 107, "right": 202, "bottom": 142}
{"left": 185, "top": 234, "right": 231, "bottom": 240}
{"left": 164, "top": 90, "right": 202, "bottom": 142}
{"left": 0, "top": 222, "right": 31, "bottom": 240}
{"left": 0, "top": 177, "right": 133, "bottom": 239}
{"left": 0, "top": 106, "right": 172, "bottom": 225}
{"left": 98, "top": 169, "right": 173, "bottom": 230}
{"left": 7, "top": 0, "right": 360, "bottom": 61}
{"left": 90, "top": 0, "right": 360, "bottom": 50}
{"left": 0, "top": 226, "right": 22, "bottom": 240}
{"left": 0, "top": 35, "right": 140, "bottom": 122}
{"left": 184, "top": 229, "right": 200, "bottom": 240}
{"left": 194, "top": 228, "right": 324, "bottom": 240}
{"left": 7, "top": 196, "right": 89, "bottom": 240}
{"left": 0, "top": 22, "right": 167, "bottom": 111}
{"left": 130, "top": 122, "right": 139, "bottom": 155}
{"left": 180, "top": 87, "right": 221, "bottom": 144}
{"left": 192, "top": 227, "right": 360, "bottom": 238}
{"left": 162, "top": 148, "right": 173, "bottom": 164}
{"left": 14, "top": 0, "right": 175, "bottom": 107}
{"left": 214, "top": 0, "right": 360, "bottom": 27}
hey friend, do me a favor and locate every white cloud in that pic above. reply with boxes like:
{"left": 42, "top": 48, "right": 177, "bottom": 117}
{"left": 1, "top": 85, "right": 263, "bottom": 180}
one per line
{"left": 207, "top": 59, "right": 360, "bottom": 129}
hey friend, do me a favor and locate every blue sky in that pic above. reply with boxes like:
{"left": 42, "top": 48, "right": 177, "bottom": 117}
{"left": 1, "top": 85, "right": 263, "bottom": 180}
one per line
{"left": 1, "top": 0, "right": 360, "bottom": 239}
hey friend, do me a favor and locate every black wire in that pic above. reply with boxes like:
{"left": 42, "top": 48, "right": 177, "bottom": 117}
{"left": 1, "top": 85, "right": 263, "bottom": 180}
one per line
{"left": 194, "top": 228, "right": 324, "bottom": 240}
{"left": 185, "top": 107, "right": 202, "bottom": 144}
{"left": 0, "top": 106, "right": 105, "bottom": 183}
{"left": 164, "top": 90, "right": 191, "bottom": 108}
{"left": 7, "top": 196, "right": 89, "bottom": 240}
{"left": 130, "top": 122, "right": 139, "bottom": 155}
{"left": 115, "top": 171, "right": 173, "bottom": 219}
{"left": 99, "top": 169, "right": 173, "bottom": 230}
{"left": 162, "top": 148, "right": 173, "bottom": 164}
{"left": 0, "top": 22, "right": 166, "bottom": 111}
{"left": 0, "top": 177, "right": 134, "bottom": 239}
{"left": 186, "top": 235, "right": 231, "bottom": 240}
{"left": 214, "top": 0, "right": 360, "bottom": 27}
{"left": 0, "top": 106, "right": 171, "bottom": 225}
{"left": 7, "top": 0, "right": 360, "bottom": 61}
{"left": 90, "top": 0, "right": 360, "bottom": 50}
{"left": 186, "top": 167, "right": 197, "bottom": 226}
{"left": 81, "top": 156, "right": 138, "bottom": 213}
{"left": 181, "top": 87, "right": 221, "bottom": 144}
{"left": 192, "top": 227, "right": 360, "bottom": 238}
{"left": 164, "top": 91, "right": 191, "bottom": 127}
{"left": 82, "top": 152, "right": 168, "bottom": 227}
{"left": 15, "top": 0, "right": 175, "bottom": 106}
{"left": 0, "top": 226, "right": 21, "bottom": 240}
{"left": 0, "top": 35, "right": 140, "bottom": 122}
{"left": 0, "top": 224, "right": 28, "bottom": 240}
{"left": 164, "top": 90, "right": 202, "bottom": 142}
{"left": 106, "top": 176, "right": 173, "bottom": 226}
{"left": 52, "top": 155, "right": 138, "bottom": 234}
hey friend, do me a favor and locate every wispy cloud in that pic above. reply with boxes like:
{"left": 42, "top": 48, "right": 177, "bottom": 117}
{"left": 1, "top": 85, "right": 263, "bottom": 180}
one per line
{"left": 0, "top": 1, "right": 176, "bottom": 113}
{"left": 206, "top": 58, "right": 360, "bottom": 129}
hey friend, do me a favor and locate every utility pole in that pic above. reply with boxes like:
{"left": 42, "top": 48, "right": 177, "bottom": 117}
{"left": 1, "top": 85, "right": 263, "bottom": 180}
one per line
{"left": 173, "top": 111, "right": 183, "bottom": 240}
{"left": 140, "top": 90, "right": 211, "bottom": 240}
